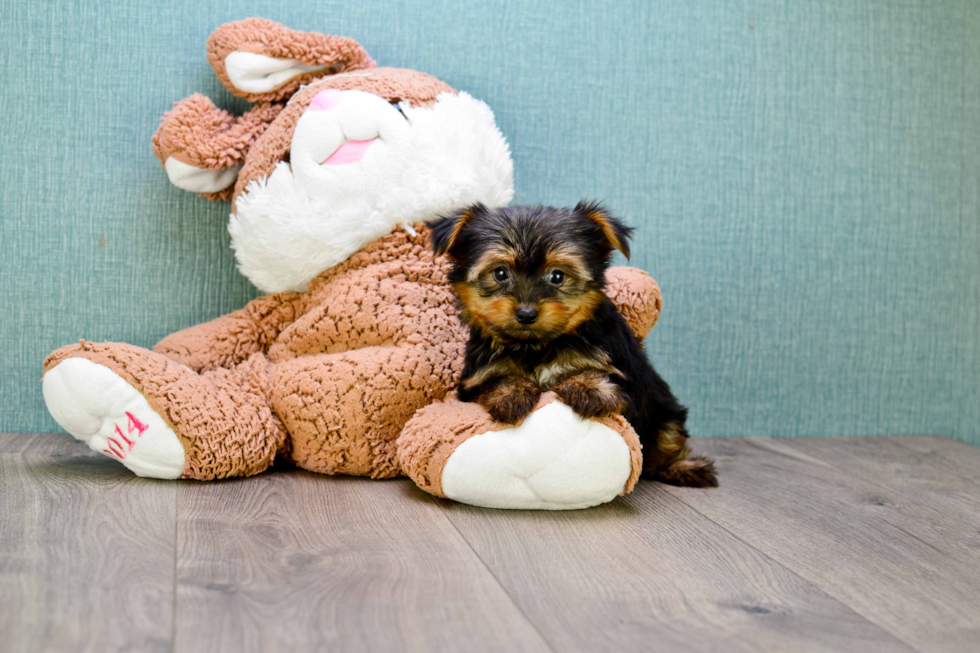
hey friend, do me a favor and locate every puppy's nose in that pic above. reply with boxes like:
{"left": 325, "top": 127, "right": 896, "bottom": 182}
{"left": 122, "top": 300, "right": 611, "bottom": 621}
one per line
{"left": 515, "top": 306, "right": 539, "bottom": 325}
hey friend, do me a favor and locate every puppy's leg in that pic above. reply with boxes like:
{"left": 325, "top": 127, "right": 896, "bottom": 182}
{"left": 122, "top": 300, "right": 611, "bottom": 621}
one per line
{"left": 644, "top": 421, "right": 718, "bottom": 488}
{"left": 552, "top": 370, "right": 627, "bottom": 419}
{"left": 473, "top": 376, "right": 542, "bottom": 424}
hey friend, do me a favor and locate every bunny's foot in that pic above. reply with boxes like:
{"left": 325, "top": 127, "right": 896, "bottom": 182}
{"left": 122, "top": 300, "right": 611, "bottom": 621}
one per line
{"left": 43, "top": 342, "right": 286, "bottom": 480}
{"left": 43, "top": 356, "right": 186, "bottom": 478}
{"left": 398, "top": 393, "right": 642, "bottom": 510}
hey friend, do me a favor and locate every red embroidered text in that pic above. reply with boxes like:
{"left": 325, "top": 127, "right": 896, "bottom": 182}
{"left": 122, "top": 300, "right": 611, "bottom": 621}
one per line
{"left": 103, "top": 412, "right": 150, "bottom": 460}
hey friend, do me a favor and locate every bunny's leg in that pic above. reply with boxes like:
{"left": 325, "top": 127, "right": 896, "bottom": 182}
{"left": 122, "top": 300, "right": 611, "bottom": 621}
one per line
{"left": 153, "top": 291, "right": 305, "bottom": 374}
{"left": 269, "top": 342, "right": 458, "bottom": 479}
{"left": 43, "top": 342, "right": 286, "bottom": 480}
{"left": 398, "top": 393, "right": 643, "bottom": 510}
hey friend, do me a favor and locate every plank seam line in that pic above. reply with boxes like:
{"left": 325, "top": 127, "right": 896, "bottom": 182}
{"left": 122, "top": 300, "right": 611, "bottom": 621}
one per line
{"left": 766, "top": 436, "right": 980, "bottom": 548}
{"left": 172, "top": 485, "right": 179, "bottom": 653}
{"left": 436, "top": 501, "right": 559, "bottom": 653}
{"left": 659, "top": 485, "right": 927, "bottom": 653}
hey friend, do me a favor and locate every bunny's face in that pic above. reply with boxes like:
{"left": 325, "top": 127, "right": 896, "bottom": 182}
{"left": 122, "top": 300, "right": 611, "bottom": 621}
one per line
{"left": 230, "top": 68, "right": 514, "bottom": 294}
{"left": 154, "top": 21, "right": 514, "bottom": 293}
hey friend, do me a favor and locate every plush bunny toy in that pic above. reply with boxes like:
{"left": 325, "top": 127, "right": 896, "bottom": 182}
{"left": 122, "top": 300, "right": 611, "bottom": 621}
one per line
{"left": 42, "top": 19, "right": 664, "bottom": 510}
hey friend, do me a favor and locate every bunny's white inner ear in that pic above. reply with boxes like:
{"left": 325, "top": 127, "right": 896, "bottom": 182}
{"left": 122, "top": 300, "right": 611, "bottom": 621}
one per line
{"left": 224, "top": 52, "right": 326, "bottom": 94}
{"left": 165, "top": 157, "right": 241, "bottom": 193}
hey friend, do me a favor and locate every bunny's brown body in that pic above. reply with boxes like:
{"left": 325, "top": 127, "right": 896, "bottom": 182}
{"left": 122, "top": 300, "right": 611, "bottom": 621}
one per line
{"left": 42, "top": 19, "right": 666, "bottom": 510}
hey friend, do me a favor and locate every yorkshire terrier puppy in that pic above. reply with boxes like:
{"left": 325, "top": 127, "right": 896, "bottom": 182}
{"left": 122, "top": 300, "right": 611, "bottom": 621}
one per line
{"left": 430, "top": 202, "right": 717, "bottom": 487}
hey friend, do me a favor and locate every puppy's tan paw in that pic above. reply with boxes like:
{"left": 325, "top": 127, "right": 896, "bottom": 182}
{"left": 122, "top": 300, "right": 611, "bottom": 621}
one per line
{"left": 553, "top": 371, "right": 626, "bottom": 419}
{"left": 478, "top": 377, "right": 542, "bottom": 424}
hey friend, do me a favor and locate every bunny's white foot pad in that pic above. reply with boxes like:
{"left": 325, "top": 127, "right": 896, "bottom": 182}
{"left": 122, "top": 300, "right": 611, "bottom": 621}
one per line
{"left": 42, "top": 358, "right": 186, "bottom": 479}
{"left": 440, "top": 401, "right": 633, "bottom": 510}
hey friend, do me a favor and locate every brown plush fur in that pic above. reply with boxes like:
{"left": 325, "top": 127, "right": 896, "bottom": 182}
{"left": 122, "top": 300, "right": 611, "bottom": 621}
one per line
{"left": 50, "top": 20, "right": 671, "bottom": 501}
{"left": 206, "top": 17, "right": 376, "bottom": 103}
{"left": 46, "top": 227, "right": 662, "bottom": 485}
{"left": 151, "top": 96, "right": 283, "bottom": 200}
{"left": 399, "top": 392, "right": 644, "bottom": 498}
{"left": 153, "top": 65, "right": 455, "bottom": 204}
{"left": 230, "top": 68, "right": 455, "bottom": 207}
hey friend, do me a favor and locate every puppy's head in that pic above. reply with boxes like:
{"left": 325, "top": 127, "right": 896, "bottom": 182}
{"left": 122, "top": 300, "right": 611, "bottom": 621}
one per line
{"left": 430, "top": 201, "right": 633, "bottom": 342}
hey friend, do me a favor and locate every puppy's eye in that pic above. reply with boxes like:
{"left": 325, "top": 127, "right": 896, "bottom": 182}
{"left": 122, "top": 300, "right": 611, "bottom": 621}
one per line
{"left": 390, "top": 102, "right": 407, "bottom": 119}
{"left": 493, "top": 267, "right": 509, "bottom": 283}
{"left": 548, "top": 270, "right": 565, "bottom": 286}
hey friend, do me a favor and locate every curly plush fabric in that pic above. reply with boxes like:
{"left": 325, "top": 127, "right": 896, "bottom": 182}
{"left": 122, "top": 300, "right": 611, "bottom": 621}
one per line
{"left": 397, "top": 394, "right": 510, "bottom": 495}
{"left": 604, "top": 267, "right": 662, "bottom": 340}
{"left": 43, "top": 19, "right": 666, "bottom": 509}
{"left": 232, "top": 69, "right": 456, "bottom": 208}
{"left": 151, "top": 96, "right": 283, "bottom": 200}
{"left": 206, "top": 17, "right": 377, "bottom": 103}
{"left": 160, "top": 226, "right": 466, "bottom": 479}
{"left": 46, "top": 226, "right": 658, "bottom": 484}
{"left": 43, "top": 342, "right": 287, "bottom": 480}
{"left": 155, "top": 291, "right": 306, "bottom": 373}
{"left": 156, "top": 225, "right": 463, "bottom": 367}
{"left": 398, "top": 392, "right": 643, "bottom": 499}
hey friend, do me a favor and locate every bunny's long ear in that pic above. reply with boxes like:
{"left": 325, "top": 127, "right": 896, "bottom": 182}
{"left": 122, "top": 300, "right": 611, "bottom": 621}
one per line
{"left": 207, "top": 18, "right": 376, "bottom": 103}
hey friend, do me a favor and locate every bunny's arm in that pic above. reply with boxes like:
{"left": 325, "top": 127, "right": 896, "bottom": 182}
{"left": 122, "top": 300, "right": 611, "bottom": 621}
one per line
{"left": 605, "top": 267, "right": 663, "bottom": 341}
{"left": 154, "top": 292, "right": 306, "bottom": 373}
{"left": 153, "top": 20, "right": 375, "bottom": 200}
{"left": 152, "top": 95, "right": 283, "bottom": 200}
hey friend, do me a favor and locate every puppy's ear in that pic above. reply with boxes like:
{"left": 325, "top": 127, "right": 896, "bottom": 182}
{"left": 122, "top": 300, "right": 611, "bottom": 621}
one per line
{"left": 430, "top": 203, "right": 485, "bottom": 257}
{"left": 575, "top": 200, "right": 633, "bottom": 259}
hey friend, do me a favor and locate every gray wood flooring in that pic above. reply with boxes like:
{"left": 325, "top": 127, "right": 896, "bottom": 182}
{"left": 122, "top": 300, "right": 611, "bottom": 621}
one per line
{"left": 2, "top": 434, "right": 978, "bottom": 653}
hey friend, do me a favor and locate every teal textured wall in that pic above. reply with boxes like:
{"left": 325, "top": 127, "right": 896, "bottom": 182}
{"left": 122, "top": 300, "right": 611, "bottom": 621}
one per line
{"left": 1, "top": 1, "right": 978, "bottom": 444}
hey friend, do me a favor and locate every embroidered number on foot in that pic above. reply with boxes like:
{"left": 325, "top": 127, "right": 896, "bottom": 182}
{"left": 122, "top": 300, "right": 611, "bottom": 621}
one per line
{"left": 103, "top": 412, "right": 150, "bottom": 460}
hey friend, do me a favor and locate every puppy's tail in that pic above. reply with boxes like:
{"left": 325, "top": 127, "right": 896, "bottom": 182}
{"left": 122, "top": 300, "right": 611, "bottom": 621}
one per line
{"left": 642, "top": 421, "right": 719, "bottom": 488}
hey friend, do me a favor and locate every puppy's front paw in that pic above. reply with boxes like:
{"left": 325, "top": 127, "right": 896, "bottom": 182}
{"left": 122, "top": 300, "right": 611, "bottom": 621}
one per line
{"left": 553, "top": 371, "right": 626, "bottom": 419}
{"left": 478, "top": 377, "right": 542, "bottom": 424}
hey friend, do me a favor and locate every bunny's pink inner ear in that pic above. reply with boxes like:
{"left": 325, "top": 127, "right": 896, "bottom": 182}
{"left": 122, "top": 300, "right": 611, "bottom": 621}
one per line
{"left": 207, "top": 19, "right": 376, "bottom": 102}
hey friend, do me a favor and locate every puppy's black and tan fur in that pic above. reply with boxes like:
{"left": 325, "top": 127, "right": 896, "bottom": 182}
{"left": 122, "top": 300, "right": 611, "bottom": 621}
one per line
{"left": 431, "top": 202, "right": 717, "bottom": 487}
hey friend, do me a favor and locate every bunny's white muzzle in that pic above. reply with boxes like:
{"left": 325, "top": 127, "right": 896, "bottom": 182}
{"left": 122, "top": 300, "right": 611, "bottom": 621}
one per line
{"left": 230, "top": 90, "right": 514, "bottom": 294}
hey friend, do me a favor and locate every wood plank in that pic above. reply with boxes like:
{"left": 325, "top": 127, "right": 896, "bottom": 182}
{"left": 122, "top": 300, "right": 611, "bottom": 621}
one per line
{"left": 0, "top": 443, "right": 176, "bottom": 652}
{"left": 174, "top": 469, "right": 549, "bottom": 653}
{"left": 665, "top": 437, "right": 980, "bottom": 653}
{"left": 782, "top": 436, "right": 980, "bottom": 529}
{"left": 914, "top": 436, "right": 980, "bottom": 470}
{"left": 442, "top": 481, "right": 915, "bottom": 653}
{"left": 0, "top": 431, "right": 89, "bottom": 455}
{"left": 875, "top": 436, "right": 980, "bottom": 484}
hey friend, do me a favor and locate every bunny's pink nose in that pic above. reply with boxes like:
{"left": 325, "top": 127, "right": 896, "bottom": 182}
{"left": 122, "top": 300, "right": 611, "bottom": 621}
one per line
{"left": 309, "top": 89, "right": 344, "bottom": 111}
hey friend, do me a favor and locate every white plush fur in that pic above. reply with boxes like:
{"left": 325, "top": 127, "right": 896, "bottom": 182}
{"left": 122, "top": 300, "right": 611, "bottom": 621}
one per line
{"left": 42, "top": 359, "right": 186, "bottom": 479}
{"left": 230, "top": 90, "right": 514, "bottom": 293}
{"left": 165, "top": 156, "right": 241, "bottom": 193}
{"left": 224, "top": 51, "right": 326, "bottom": 94}
{"left": 440, "top": 402, "right": 633, "bottom": 510}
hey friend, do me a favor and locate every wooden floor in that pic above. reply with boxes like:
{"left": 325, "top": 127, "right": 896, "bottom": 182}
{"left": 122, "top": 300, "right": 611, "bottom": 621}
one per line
{"left": 2, "top": 434, "right": 979, "bottom": 652}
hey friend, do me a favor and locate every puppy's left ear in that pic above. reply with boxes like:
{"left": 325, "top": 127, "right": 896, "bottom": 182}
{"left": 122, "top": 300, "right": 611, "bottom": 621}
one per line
{"left": 430, "top": 203, "right": 485, "bottom": 258}
{"left": 575, "top": 200, "right": 633, "bottom": 259}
